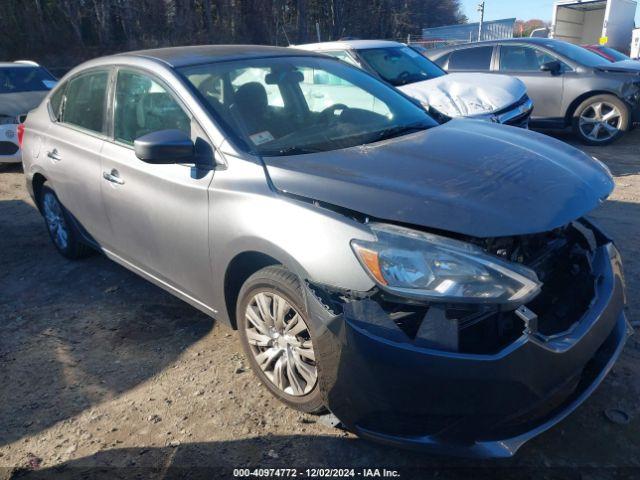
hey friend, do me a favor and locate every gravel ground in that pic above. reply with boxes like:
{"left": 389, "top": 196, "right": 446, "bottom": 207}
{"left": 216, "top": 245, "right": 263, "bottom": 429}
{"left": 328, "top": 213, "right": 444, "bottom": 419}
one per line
{"left": 1, "top": 130, "right": 639, "bottom": 479}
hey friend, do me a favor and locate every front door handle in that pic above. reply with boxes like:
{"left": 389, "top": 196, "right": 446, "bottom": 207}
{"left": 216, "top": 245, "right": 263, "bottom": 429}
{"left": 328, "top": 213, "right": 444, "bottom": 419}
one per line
{"left": 103, "top": 169, "right": 125, "bottom": 185}
{"left": 47, "top": 149, "right": 62, "bottom": 161}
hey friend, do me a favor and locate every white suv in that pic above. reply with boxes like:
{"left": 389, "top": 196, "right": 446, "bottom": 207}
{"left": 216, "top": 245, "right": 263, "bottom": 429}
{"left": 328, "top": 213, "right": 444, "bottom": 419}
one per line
{"left": 0, "top": 61, "right": 56, "bottom": 164}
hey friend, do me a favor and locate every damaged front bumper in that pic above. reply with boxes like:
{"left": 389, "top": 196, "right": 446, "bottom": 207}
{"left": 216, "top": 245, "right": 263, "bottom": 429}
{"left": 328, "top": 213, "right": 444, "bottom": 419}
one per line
{"left": 305, "top": 226, "right": 630, "bottom": 458}
{"left": 476, "top": 95, "right": 534, "bottom": 129}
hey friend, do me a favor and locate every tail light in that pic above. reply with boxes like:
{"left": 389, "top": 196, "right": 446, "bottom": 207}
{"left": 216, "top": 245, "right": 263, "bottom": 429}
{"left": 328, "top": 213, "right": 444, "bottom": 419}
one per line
{"left": 17, "top": 123, "right": 25, "bottom": 148}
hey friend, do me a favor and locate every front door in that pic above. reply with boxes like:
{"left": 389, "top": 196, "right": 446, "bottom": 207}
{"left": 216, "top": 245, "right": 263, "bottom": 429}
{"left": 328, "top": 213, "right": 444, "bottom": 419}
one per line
{"left": 100, "top": 68, "right": 215, "bottom": 305}
{"left": 496, "top": 44, "right": 566, "bottom": 126}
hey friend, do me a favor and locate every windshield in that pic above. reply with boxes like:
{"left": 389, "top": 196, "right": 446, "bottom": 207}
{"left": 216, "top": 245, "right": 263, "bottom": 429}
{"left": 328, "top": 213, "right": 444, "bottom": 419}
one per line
{"left": 358, "top": 46, "right": 446, "bottom": 86}
{"left": 598, "top": 46, "right": 630, "bottom": 62}
{"left": 179, "top": 56, "right": 437, "bottom": 156}
{"left": 0, "top": 67, "right": 56, "bottom": 94}
{"left": 541, "top": 41, "right": 610, "bottom": 67}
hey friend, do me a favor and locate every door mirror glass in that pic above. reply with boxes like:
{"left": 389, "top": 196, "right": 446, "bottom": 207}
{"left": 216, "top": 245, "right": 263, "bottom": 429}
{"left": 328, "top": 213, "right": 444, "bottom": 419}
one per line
{"left": 540, "top": 60, "right": 561, "bottom": 74}
{"left": 134, "top": 129, "right": 194, "bottom": 164}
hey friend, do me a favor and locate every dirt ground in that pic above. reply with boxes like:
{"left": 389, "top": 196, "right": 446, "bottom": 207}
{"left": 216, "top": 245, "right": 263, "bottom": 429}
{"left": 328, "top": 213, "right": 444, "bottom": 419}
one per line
{"left": 1, "top": 130, "right": 640, "bottom": 479}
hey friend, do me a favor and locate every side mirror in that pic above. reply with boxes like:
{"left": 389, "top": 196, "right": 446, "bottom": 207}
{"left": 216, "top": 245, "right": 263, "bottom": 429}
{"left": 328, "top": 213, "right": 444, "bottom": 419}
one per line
{"left": 540, "top": 60, "right": 562, "bottom": 74}
{"left": 134, "top": 129, "right": 194, "bottom": 164}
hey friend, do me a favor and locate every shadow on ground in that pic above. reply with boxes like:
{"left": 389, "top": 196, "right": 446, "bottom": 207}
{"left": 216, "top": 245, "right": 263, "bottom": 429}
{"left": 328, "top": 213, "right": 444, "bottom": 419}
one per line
{"left": 7, "top": 436, "right": 640, "bottom": 480}
{"left": 0, "top": 197, "right": 214, "bottom": 447}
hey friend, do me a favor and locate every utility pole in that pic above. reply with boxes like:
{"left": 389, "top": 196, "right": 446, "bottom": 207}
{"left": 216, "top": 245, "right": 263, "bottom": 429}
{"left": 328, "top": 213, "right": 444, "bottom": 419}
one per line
{"left": 477, "top": 1, "right": 485, "bottom": 42}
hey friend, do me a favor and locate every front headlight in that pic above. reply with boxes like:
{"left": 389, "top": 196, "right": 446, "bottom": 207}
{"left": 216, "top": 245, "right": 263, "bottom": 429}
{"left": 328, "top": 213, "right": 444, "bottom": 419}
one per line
{"left": 351, "top": 223, "right": 541, "bottom": 304}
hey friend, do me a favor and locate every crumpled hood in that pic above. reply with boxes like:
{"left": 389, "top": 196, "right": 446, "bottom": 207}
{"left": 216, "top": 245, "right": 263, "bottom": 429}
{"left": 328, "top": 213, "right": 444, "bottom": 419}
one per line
{"left": 598, "top": 60, "right": 640, "bottom": 73}
{"left": 397, "top": 73, "right": 527, "bottom": 118}
{"left": 0, "top": 91, "right": 48, "bottom": 118}
{"left": 263, "top": 119, "right": 614, "bottom": 238}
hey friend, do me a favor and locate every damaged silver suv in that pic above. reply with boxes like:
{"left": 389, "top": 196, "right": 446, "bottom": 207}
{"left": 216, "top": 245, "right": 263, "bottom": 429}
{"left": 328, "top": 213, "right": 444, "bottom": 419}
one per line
{"left": 21, "top": 45, "right": 630, "bottom": 458}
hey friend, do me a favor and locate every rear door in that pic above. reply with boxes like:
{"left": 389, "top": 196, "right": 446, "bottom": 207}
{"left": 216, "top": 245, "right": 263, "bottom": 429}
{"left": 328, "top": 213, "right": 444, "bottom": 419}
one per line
{"left": 100, "top": 68, "right": 215, "bottom": 304}
{"left": 496, "top": 44, "right": 566, "bottom": 125}
{"left": 42, "top": 68, "right": 112, "bottom": 243}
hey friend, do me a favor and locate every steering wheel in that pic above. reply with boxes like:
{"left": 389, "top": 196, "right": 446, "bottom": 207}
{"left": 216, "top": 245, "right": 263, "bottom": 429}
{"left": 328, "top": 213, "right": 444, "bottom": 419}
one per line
{"left": 318, "top": 104, "right": 349, "bottom": 125}
{"left": 397, "top": 71, "right": 413, "bottom": 84}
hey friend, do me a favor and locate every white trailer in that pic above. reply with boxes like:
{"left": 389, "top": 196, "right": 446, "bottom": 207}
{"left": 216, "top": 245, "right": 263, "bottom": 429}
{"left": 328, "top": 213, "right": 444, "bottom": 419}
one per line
{"left": 551, "top": 0, "right": 637, "bottom": 53}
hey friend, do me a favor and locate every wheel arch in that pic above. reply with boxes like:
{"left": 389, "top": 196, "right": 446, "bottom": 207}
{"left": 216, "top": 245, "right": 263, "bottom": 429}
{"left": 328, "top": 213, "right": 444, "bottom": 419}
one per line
{"left": 31, "top": 172, "right": 48, "bottom": 213}
{"left": 565, "top": 90, "right": 623, "bottom": 126}
{"left": 223, "top": 250, "right": 285, "bottom": 330}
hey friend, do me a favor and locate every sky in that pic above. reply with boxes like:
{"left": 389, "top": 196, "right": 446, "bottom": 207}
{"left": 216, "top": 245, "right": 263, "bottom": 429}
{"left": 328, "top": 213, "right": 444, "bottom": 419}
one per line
{"left": 459, "top": 0, "right": 640, "bottom": 26}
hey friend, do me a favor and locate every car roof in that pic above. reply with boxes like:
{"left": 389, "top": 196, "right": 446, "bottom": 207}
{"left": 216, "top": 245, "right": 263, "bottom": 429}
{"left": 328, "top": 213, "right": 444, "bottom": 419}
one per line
{"left": 117, "top": 44, "right": 323, "bottom": 68}
{"left": 294, "top": 39, "right": 403, "bottom": 51}
{"left": 428, "top": 37, "right": 581, "bottom": 57}
{"left": 0, "top": 62, "right": 39, "bottom": 68}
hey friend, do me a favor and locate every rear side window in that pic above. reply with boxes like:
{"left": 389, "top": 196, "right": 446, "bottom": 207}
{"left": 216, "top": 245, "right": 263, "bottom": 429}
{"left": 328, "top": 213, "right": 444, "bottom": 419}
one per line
{"left": 433, "top": 52, "right": 450, "bottom": 68}
{"left": 499, "top": 45, "right": 558, "bottom": 71}
{"left": 114, "top": 70, "right": 191, "bottom": 145}
{"left": 49, "top": 84, "right": 66, "bottom": 121}
{"left": 61, "top": 71, "right": 109, "bottom": 133}
{"left": 448, "top": 47, "right": 493, "bottom": 71}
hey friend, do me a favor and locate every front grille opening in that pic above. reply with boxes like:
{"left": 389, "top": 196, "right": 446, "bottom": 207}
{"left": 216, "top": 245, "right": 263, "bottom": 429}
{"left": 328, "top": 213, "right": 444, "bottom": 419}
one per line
{"left": 0, "top": 141, "right": 19, "bottom": 155}
{"left": 378, "top": 299, "right": 429, "bottom": 340}
{"left": 456, "top": 309, "right": 524, "bottom": 355}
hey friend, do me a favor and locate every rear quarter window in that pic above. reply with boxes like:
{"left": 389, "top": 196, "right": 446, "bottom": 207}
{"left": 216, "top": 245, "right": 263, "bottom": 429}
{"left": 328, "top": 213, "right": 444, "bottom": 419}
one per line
{"left": 448, "top": 47, "right": 493, "bottom": 71}
{"left": 433, "top": 52, "right": 451, "bottom": 68}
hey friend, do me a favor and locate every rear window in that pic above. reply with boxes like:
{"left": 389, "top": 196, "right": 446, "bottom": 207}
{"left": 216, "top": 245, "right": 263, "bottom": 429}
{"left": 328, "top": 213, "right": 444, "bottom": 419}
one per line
{"left": 448, "top": 47, "right": 493, "bottom": 71}
{"left": 0, "top": 67, "right": 56, "bottom": 94}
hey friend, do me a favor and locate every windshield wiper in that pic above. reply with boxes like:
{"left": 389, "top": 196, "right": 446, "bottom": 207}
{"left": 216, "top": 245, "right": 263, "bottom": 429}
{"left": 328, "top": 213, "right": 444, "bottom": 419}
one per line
{"left": 259, "top": 146, "right": 322, "bottom": 156}
{"left": 374, "top": 122, "right": 431, "bottom": 142}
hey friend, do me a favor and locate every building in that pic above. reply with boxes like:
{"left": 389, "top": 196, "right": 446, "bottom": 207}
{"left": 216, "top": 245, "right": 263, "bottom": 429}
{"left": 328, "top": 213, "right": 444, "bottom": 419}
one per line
{"left": 421, "top": 18, "right": 516, "bottom": 45}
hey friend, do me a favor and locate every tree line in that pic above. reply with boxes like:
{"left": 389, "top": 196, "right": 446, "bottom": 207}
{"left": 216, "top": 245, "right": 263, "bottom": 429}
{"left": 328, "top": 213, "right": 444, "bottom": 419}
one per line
{"left": 0, "top": 0, "right": 466, "bottom": 73}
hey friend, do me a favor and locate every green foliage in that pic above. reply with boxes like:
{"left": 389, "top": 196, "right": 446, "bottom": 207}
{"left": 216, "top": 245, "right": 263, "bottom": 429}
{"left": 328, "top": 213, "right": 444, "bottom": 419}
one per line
{"left": 0, "top": 0, "right": 465, "bottom": 71}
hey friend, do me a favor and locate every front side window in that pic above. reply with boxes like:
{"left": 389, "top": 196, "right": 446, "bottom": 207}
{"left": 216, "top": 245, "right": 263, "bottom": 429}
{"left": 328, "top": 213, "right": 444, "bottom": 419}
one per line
{"left": 499, "top": 45, "right": 558, "bottom": 71}
{"left": 0, "top": 67, "right": 56, "bottom": 94}
{"left": 448, "top": 47, "right": 493, "bottom": 71}
{"left": 114, "top": 70, "right": 191, "bottom": 145}
{"left": 61, "top": 70, "right": 109, "bottom": 134}
{"left": 180, "top": 56, "right": 436, "bottom": 156}
{"left": 357, "top": 46, "right": 446, "bottom": 86}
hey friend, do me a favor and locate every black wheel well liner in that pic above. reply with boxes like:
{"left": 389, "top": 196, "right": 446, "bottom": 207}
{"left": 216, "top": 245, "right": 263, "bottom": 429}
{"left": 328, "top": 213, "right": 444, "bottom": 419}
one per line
{"left": 224, "top": 251, "right": 280, "bottom": 329}
{"left": 32, "top": 173, "right": 47, "bottom": 212}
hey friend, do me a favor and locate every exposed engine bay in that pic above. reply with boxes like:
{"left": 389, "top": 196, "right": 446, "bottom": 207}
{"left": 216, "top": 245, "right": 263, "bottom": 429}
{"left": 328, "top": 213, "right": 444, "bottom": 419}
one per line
{"left": 308, "top": 220, "right": 602, "bottom": 355}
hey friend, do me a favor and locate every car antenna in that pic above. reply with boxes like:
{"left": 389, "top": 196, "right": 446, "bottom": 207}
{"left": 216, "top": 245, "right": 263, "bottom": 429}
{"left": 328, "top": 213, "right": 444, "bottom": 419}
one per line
{"left": 282, "top": 25, "right": 291, "bottom": 46}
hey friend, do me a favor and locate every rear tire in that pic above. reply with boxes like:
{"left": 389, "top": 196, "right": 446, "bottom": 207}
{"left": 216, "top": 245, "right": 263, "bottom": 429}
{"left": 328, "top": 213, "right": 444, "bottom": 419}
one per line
{"left": 237, "top": 265, "right": 325, "bottom": 414}
{"left": 572, "top": 94, "right": 629, "bottom": 145}
{"left": 39, "top": 182, "right": 93, "bottom": 259}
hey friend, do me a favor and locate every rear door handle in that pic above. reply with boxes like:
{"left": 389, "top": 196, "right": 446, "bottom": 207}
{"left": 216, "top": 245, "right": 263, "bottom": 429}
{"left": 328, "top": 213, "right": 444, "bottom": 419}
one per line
{"left": 102, "top": 169, "right": 125, "bottom": 185}
{"left": 47, "top": 149, "right": 62, "bottom": 161}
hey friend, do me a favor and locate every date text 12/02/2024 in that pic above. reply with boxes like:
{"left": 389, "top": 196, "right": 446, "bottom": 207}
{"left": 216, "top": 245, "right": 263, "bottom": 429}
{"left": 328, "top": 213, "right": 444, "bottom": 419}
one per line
{"left": 232, "top": 468, "right": 401, "bottom": 478}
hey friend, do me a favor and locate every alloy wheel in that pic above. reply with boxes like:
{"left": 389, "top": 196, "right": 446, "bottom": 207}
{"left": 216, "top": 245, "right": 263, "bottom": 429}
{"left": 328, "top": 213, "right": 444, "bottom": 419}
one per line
{"left": 578, "top": 101, "right": 622, "bottom": 143}
{"left": 244, "top": 291, "right": 317, "bottom": 396}
{"left": 42, "top": 192, "right": 69, "bottom": 250}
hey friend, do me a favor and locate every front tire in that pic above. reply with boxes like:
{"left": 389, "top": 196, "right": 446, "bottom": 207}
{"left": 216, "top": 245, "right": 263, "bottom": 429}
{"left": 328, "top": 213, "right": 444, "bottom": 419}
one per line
{"left": 237, "top": 265, "right": 325, "bottom": 414}
{"left": 39, "top": 182, "right": 92, "bottom": 259}
{"left": 572, "top": 94, "right": 630, "bottom": 145}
